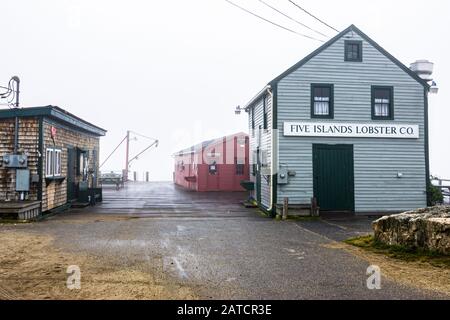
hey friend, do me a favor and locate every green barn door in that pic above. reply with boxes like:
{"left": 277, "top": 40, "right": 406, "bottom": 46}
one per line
{"left": 313, "top": 144, "right": 354, "bottom": 212}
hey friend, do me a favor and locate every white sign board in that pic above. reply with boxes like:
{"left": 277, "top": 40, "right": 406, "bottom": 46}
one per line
{"left": 284, "top": 122, "right": 419, "bottom": 139}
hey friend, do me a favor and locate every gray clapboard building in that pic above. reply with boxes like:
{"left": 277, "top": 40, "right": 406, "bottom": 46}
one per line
{"left": 243, "top": 25, "right": 431, "bottom": 216}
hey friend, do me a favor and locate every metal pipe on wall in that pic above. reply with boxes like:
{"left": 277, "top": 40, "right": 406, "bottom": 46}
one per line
{"left": 13, "top": 77, "right": 20, "bottom": 154}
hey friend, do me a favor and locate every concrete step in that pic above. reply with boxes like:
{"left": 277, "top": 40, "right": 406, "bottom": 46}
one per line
{"left": 71, "top": 202, "right": 90, "bottom": 208}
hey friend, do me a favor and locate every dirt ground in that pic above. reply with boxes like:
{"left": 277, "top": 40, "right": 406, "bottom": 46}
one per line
{"left": 0, "top": 230, "right": 196, "bottom": 300}
{"left": 2, "top": 228, "right": 448, "bottom": 300}
{"left": 325, "top": 242, "right": 450, "bottom": 296}
{"left": 0, "top": 183, "right": 447, "bottom": 300}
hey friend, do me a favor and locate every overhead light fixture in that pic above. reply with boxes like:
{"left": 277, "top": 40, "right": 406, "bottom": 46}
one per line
{"left": 235, "top": 105, "right": 245, "bottom": 115}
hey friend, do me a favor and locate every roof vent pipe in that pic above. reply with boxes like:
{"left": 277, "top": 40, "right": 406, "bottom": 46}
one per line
{"left": 410, "top": 60, "right": 438, "bottom": 94}
{"left": 410, "top": 60, "right": 434, "bottom": 81}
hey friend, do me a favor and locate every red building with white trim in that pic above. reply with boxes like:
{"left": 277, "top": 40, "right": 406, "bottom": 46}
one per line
{"left": 173, "top": 132, "right": 249, "bottom": 192}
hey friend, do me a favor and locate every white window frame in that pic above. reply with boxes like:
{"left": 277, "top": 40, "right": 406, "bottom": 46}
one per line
{"left": 54, "top": 149, "right": 62, "bottom": 177}
{"left": 45, "top": 148, "right": 62, "bottom": 178}
{"left": 45, "top": 148, "right": 54, "bottom": 177}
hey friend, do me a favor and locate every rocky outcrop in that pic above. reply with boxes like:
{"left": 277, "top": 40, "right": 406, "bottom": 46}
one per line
{"left": 373, "top": 206, "right": 450, "bottom": 255}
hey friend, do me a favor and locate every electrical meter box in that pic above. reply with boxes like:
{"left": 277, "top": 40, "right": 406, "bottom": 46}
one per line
{"left": 16, "top": 169, "right": 30, "bottom": 192}
{"left": 278, "top": 168, "right": 289, "bottom": 185}
{"left": 2, "top": 154, "right": 28, "bottom": 168}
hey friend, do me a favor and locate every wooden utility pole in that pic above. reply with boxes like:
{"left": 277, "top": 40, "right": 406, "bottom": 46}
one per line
{"left": 125, "top": 130, "right": 130, "bottom": 182}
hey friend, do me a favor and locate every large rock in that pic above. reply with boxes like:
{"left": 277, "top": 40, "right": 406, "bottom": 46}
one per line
{"left": 373, "top": 206, "right": 450, "bottom": 255}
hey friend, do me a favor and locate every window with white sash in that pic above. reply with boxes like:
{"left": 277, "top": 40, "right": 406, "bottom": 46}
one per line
{"left": 372, "top": 86, "right": 394, "bottom": 120}
{"left": 311, "top": 84, "right": 334, "bottom": 119}
{"left": 45, "top": 148, "right": 62, "bottom": 177}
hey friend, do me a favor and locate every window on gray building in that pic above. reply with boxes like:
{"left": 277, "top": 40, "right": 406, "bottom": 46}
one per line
{"left": 311, "top": 84, "right": 334, "bottom": 118}
{"left": 251, "top": 108, "right": 255, "bottom": 137}
{"left": 345, "top": 40, "right": 363, "bottom": 62}
{"left": 372, "top": 86, "right": 394, "bottom": 120}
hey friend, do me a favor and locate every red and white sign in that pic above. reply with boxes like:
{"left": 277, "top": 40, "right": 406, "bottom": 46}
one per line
{"left": 50, "top": 126, "right": 57, "bottom": 138}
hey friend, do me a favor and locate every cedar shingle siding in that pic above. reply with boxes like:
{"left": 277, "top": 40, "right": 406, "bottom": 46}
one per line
{"left": 41, "top": 120, "right": 100, "bottom": 211}
{"left": 0, "top": 106, "right": 105, "bottom": 213}
{"left": 0, "top": 118, "right": 40, "bottom": 201}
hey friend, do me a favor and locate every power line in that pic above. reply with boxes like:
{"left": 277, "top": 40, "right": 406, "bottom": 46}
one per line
{"left": 224, "top": 0, "right": 325, "bottom": 42}
{"left": 288, "top": 0, "right": 339, "bottom": 33}
{"left": 257, "top": 0, "right": 328, "bottom": 39}
{"left": 0, "top": 79, "right": 14, "bottom": 99}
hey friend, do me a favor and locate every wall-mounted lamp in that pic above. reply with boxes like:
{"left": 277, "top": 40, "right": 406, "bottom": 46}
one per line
{"left": 430, "top": 81, "right": 439, "bottom": 94}
{"left": 235, "top": 105, "right": 245, "bottom": 115}
{"left": 397, "top": 172, "right": 404, "bottom": 178}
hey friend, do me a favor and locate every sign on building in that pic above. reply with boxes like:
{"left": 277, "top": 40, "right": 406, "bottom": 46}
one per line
{"left": 284, "top": 122, "right": 419, "bottom": 139}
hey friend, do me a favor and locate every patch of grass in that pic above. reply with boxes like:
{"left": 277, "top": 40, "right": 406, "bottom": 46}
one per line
{"left": 345, "top": 235, "right": 450, "bottom": 269}
{"left": 0, "top": 219, "right": 32, "bottom": 224}
{"left": 286, "top": 216, "right": 321, "bottom": 222}
{"left": 256, "top": 210, "right": 272, "bottom": 219}
{"left": 274, "top": 214, "right": 320, "bottom": 221}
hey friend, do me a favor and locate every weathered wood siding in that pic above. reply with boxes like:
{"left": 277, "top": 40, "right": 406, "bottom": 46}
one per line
{"left": 0, "top": 118, "right": 40, "bottom": 201}
{"left": 276, "top": 31, "right": 427, "bottom": 213}
{"left": 41, "top": 119, "right": 100, "bottom": 211}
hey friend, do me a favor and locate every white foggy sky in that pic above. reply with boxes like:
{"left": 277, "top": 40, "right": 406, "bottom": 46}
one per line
{"left": 1, "top": 0, "right": 449, "bottom": 181}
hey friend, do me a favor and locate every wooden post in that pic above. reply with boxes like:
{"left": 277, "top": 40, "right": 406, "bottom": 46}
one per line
{"left": 311, "top": 197, "right": 319, "bottom": 217}
{"left": 282, "top": 197, "right": 289, "bottom": 220}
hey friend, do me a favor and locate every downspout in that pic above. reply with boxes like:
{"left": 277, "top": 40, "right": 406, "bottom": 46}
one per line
{"left": 37, "top": 117, "right": 44, "bottom": 214}
{"left": 424, "top": 87, "right": 431, "bottom": 206}
{"left": 265, "top": 86, "right": 276, "bottom": 215}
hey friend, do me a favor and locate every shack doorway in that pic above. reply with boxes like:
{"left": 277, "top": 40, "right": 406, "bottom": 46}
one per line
{"left": 67, "top": 147, "right": 77, "bottom": 202}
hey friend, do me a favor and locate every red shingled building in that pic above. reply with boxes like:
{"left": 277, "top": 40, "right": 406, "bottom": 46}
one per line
{"left": 173, "top": 132, "right": 249, "bottom": 192}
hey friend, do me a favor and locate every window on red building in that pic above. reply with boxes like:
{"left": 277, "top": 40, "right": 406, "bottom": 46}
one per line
{"left": 209, "top": 161, "right": 217, "bottom": 175}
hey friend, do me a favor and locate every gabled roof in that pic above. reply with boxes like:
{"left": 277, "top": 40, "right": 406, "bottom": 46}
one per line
{"left": 174, "top": 132, "right": 248, "bottom": 157}
{"left": 245, "top": 24, "right": 429, "bottom": 110}
{"left": 0, "top": 105, "right": 107, "bottom": 136}
{"left": 269, "top": 24, "right": 429, "bottom": 88}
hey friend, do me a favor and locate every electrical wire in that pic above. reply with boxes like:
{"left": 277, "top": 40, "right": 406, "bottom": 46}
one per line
{"left": 0, "top": 79, "right": 14, "bottom": 98}
{"left": 224, "top": 0, "right": 325, "bottom": 42}
{"left": 257, "top": 0, "right": 328, "bottom": 39}
{"left": 0, "top": 78, "right": 18, "bottom": 109}
{"left": 288, "top": 0, "right": 339, "bottom": 33}
{"left": 7, "top": 80, "right": 16, "bottom": 105}
{"left": 0, "top": 85, "right": 12, "bottom": 96}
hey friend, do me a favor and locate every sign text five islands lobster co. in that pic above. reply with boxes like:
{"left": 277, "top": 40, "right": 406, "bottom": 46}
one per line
{"left": 284, "top": 122, "right": 419, "bottom": 139}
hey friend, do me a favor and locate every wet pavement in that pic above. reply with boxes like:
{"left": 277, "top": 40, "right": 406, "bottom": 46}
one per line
{"left": 1, "top": 182, "right": 446, "bottom": 299}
